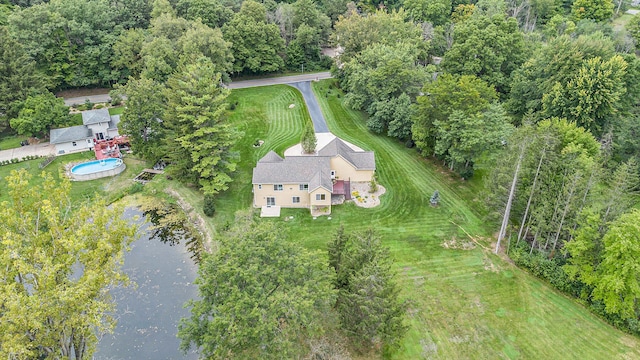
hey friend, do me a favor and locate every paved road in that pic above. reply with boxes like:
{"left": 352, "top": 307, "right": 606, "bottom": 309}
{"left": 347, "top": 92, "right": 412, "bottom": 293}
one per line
{"left": 288, "top": 81, "right": 330, "bottom": 133}
{"left": 61, "top": 72, "right": 333, "bottom": 105}
{"left": 227, "top": 72, "right": 332, "bottom": 89}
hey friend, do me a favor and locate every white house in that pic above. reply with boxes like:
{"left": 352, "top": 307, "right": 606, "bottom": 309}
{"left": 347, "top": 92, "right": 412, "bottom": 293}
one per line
{"left": 50, "top": 108, "right": 121, "bottom": 155}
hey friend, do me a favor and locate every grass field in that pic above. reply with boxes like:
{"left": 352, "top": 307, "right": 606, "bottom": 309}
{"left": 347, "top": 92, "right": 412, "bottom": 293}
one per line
{"left": 0, "top": 151, "right": 146, "bottom": 204}
{"left": 197, "top": 81, "right": 640, "bottom": 359}
{"left": 0, "top": 133, "right": 23, "bottom": 151}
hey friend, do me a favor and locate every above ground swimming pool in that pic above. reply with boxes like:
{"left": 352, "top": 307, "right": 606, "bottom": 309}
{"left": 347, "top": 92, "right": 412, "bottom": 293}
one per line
{"left": 70, "top": 158, "right": 126, "bottom": 181}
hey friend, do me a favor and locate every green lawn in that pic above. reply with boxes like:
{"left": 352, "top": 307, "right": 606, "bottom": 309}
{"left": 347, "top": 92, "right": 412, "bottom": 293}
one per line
{"left": 0, "top": 151, "right": 147, "bottom": 204}
{"left": 202, "top": 80, "right": 640, "bottom": 359}
{"left": 109, "top": 106, "right": 125, "bottom": 115}
{"left": 0, "top": 133, "right": 24, "bottom": 151}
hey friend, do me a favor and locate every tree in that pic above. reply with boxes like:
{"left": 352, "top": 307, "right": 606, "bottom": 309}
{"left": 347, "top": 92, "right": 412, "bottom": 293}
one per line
{"left": 176, "top": 0, "right": 234, "bottom": 29}
{"left": 412, "top": 73, "right": 497, "bottom": 157}
{"left": 112, "top": 28, "right": 148, "bottom": 81}
{"left": 8, "top": 0, "right": 123, "bottom": 88}
{"left": 403, "top": 0, "right": 452, "bottom": 26}
{"left": 222, "top": 1, "right": 285, "bottom": 74}
{"left": 10, "top": 92, "right": 69, "bottom": 137}
{"left": 441, "top": 14, "right": 526, "bottom": 95}
{"left": 627, "top": 14, "right": 640, "bottom": 45}
{"left": 178, "top": 211, "right": 335, "bottom": 359}
{"left": 571, "top": 0, "right": 614, "bottom": 22}
{"left": 367, "top": 93, "right": 415, "bottom": 141}
{"left": 541, "top": 55, "right": 627, "bottom": 136}
{"left": 328, "top": 228, "right": 407, "bottom": 353}
{"left": 342, "top": 42, "right": 428, "bottom": 115}
{"left": 0, "top": 170, "right": 137, "bottom": 359}
{"left": 301, "top": 122, "right": 317, "bottom": 153}
{"left": 0, "top": 26, "right": 47, "bottom": 128}
{"left": 163, "top": 57, "right": 241, "bottom": 195}
{"left": 332, "top": 9, "right": 424, "bottom": 63}
{"left": 117, "top": 77, "right": 166, "bottom": 161}
{"left": 177, "top": 20, "right": 234, "bottom": 78}
{"left": 590, "top": 210, "right": 640, "bottom": 318}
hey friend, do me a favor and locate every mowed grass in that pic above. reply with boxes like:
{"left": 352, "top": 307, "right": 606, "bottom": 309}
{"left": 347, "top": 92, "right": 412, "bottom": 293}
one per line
{"left": 0, "top": 134, "right": 23, "bottom": 151}
{"left": 0, "top": 151, "right": 147, "bottom": 204}
{"left": 209, "top": 80, "right": 640, "bottom": 359}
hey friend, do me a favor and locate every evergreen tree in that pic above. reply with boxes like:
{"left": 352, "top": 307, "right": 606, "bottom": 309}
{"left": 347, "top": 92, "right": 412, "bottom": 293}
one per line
{"left": 301, "top": 122, "right": 317, "bottom": 153}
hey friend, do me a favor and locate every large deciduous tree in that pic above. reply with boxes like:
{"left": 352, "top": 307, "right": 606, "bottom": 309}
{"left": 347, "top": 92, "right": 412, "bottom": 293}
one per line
{"left": 222, "top": 0, "right": 285, "bottom": 74}
{"left": 0, "top": 26, "right": 47, "bottom": 128}
{"left": 178, "top": 211, "right": 335, "bottom": 359}
{"left": 441, "top": 14, "right": 526, "bottom": 96}
{"left": 571, "top": 0, "right": 614, "bottom": 22}
{"left": 0, "top": 170, "right": 137, "bottom": 359}
{"left": 10, "top": 92, "right": 69, "bottom": 137}
{"left": 117, "top": 77, "right": 167, "bottom": 161}
{"left": 163, "top": 57, "right": 241, "bottom": 195}
{"left": 412, "top": 73, "right": 497, "bottom": 156}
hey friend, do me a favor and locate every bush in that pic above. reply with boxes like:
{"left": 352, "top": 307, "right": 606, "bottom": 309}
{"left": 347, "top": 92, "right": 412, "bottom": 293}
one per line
{"left": 84, "top": 99, "right": 94, "bottom": 110}
{"left": 129, "top": 182, "right": 144, "bottom": 195}
{"left": 203, "top": 194, "right": 215, "bottom": 217}
{"left": 94, "top": 104, "right": 104, "bottom": 109}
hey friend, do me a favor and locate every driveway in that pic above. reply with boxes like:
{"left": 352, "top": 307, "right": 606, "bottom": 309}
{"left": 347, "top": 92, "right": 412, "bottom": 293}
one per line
{"left": 228, "top": 71, "right": 332, "bottom": 89}
{"left": 0, "top": 142, "right": 55, "bottom": 162}
{"left": 288, "top": 81, "right": 330, "bottom": 133}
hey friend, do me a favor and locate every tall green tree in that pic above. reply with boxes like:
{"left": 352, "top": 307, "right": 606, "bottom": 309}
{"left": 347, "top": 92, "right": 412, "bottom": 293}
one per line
{"left": 176, "top": 0, "right": 234, "bottom": 28}
{"left": 571, "top": 0, "right": 614, "bottom": 22}
{"left": 0, "top": 170, "right": 137, "bottom": 359}
{"left": 590, "top": 209, "right": 640, "bottom": 318}
{"left": 10, "top": 91, "right": 69, "bottom": 137}
{"left": 402, "top": 0, "right": 452, "bottom": 26}
{"left": 328, "top": 228, "right": 407, "bottom": 354}
{"left": 163, "top": 57, "right": 241, "bottom": 195}
{"left": 301, "top": 121, "right": 317, "bottom": 153}
{"left": 0, "top": 26, "right": 47, "bottom": 129}
{"left": 412, "top": 73, "right": 497, "bottom": 156}
{"left": 117, "top": 77, "right": 166, "bottom": 161}
{"left": 222, "top": 1, "right": 285, "bottom": 74}
{"left": 441, "top": 14, "right": 526, "bottom": 95}
{"left": 178, "top": 211, "right": 336, "bottom": 359}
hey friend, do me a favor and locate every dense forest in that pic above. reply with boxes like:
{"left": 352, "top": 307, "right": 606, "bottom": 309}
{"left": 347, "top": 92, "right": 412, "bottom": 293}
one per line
{"left": 1, "top": 0, "right": 640, "bottom": 356}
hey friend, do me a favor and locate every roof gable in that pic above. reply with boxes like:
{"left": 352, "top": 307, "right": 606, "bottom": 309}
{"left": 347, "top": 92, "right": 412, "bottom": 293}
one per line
{"left": 50, "top": 125, "right": 92, "bottom": 144}
{"left": 82, "top": 108, "right": 111, "bottom": 125}
{"left": 318, "top": 138, "right": 375, "bottom": 170}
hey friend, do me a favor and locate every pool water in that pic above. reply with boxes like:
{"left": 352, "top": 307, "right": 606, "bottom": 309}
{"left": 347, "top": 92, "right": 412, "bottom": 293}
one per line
{"left": 71, "top": 158, "right": 122, "bottom": 175}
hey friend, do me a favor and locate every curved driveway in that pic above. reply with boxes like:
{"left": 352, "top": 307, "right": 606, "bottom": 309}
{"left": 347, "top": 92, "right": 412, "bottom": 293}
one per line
{"left": 288, "top": 81, "right": 330, "bottom": 133}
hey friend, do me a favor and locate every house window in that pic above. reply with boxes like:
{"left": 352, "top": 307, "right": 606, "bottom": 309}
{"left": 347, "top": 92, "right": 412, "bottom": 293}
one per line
{"left": 274, "top": 184, "right": 283, "bottom": 191}
{"left": 96, "top": 132, "right": 105, "bottom": 140}
{"left": 316, "top": 194, "right": 326, "bottom": 201}
{"left": 330, "top": 170, "right": 336, "bottom": 179}
{"left": 258, "top": 184, "right": 262, "bottom": 190}
{"left": 267, "top": 197, "right": 275, "bottom": 206}
{"left": 299, "top": 184, "right": 308, "bottom": 191}
{"left": 72, "top": 141, "right": 77, "bottom": 147}
{"left": 292, "top": 196, "right": 300, "bottom": 203}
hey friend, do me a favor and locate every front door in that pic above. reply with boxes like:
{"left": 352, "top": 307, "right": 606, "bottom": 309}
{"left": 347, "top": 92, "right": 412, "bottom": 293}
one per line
{"left": 266, "top": 197, "right": 275, "bottom": 206}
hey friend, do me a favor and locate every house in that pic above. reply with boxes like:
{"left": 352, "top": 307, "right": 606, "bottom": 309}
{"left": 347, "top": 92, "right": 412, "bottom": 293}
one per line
{"left": 50, "top": 108, "right": 121, "bottom": 155}
{"left": 252, "top": 135, "right": 375, "bottom": 216}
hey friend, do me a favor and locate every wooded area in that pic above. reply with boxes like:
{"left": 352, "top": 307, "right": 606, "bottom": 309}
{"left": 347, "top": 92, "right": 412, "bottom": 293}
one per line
{"left": 1, "top": 0, "right": 640, "bottom": 357}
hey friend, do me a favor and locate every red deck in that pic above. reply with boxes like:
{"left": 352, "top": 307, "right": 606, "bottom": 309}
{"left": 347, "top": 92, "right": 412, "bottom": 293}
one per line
{"left": 332, "top": 179, "right": 351, "bottom": 200}
{"left": 93, "top": 136, "right": 129, "bottom": 160}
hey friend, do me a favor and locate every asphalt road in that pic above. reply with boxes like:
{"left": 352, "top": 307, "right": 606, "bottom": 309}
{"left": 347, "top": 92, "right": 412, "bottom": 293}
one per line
{"left": 288, "top": 81, "right": 330, "bottom": 133}
{"left": 62, "top": 72, "right": 333, "bottom": 105}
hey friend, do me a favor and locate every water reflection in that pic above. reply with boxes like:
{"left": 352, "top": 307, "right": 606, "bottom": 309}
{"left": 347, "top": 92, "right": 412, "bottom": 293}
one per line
{"left": 94, "top": 208, "right": 198, "bottom": 360}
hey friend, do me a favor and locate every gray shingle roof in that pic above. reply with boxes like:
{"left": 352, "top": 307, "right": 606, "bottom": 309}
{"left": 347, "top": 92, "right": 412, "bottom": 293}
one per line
{"left": 82, "top": 108, "right": 111, "bottom": 125}
{"left": 108, "top": 114, "right": 120, "bottom": 130}
{"left": 50, "top": 125, "right": 92, "bottom": 144}
{"left": 253, "top": 156, "right": 332, "bottom": 192}
{"left": 317, "top": 138, "right": 375, "bottom": 170}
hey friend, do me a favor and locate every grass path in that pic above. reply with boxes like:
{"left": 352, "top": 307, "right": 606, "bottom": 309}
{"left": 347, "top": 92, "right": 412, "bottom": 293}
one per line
{"left": 175, "top": 81, "right": 640, "bottom": 359}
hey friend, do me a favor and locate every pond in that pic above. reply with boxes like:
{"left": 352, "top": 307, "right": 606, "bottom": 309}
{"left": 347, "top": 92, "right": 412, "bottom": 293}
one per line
{"left": 94, "top": 208, "right": 199, "bottom": 359}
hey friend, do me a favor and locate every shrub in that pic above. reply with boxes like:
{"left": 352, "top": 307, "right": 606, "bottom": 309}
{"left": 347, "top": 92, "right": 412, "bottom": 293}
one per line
{"left": 129, "top": 182, "right": 144, "bottom": 195}
{"left": 203, "top": 194, "right": 216, "bottom": 217}
{"left": 94, "top": 104, "right": 104, "bottom": 109}
{"left": 84, "top": 99, "right": 94, "bottom": 110}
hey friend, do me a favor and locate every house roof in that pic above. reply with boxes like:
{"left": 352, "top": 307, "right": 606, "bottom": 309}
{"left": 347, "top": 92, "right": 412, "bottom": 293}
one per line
{"left": 317, "top": 138, "right": 376, "bottom": 170}
{"left": 108, "top": 114, "right": 120, "bottom": 130}
{"left": 253, "top": 155, "right": 332, "bottom": 192}
{"left": 50, "top": 125, "right": 92, "bottom": 144}
{"left": 82, "top": 108, "right": 111, "bottom": 125}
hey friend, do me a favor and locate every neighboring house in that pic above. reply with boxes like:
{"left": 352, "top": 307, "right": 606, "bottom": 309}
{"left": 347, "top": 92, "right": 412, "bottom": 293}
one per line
{"left": 50, "top": 108, "right": 121, "bottom": 155}
{"left": 252, "top": 135, "right": 375, "bottom": 215}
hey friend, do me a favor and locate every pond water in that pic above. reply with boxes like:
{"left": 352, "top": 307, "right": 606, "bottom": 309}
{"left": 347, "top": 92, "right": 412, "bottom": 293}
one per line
{"left": 94, "top": 208, "right": 199, "bottom": 360}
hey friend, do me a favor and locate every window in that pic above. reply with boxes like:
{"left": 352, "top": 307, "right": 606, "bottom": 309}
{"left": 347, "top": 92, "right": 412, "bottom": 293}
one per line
{"left": 274, "top": 184, "right": 283, "bottom": 191}
{"left": 267, "top": 197, "right": 275, "bottom": 206}
{"left": 258, "top": 184, "right": 262, "bottom": 190}
{"left": 72, "top": 141, "right": 77, "bottom": 147}
{"left": 330, "top": 170, "right": 336, "bottom": 179}
{"left": 292, "top": 196, "right": 300, "bottom": 203}
{"left": 316, "top": 194, "right": 326, "bottom": 201}
{"left": 299, "top": 184, "right": 309, "bottom": 191}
